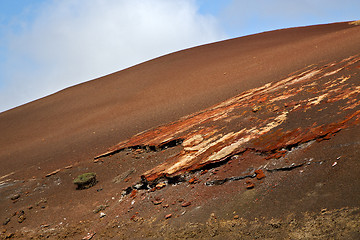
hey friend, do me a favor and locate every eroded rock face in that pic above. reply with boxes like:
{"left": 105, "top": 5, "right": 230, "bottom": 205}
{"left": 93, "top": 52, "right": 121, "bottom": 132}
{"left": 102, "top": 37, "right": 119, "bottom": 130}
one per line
{"left": 96, "top": 55, "right": 360, "bottom": 185}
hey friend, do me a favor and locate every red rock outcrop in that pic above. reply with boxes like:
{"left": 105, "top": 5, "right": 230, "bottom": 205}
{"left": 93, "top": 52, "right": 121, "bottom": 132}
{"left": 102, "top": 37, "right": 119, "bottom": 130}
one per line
{"left": 96, "top": 54, "right": 360, "bottom": 185}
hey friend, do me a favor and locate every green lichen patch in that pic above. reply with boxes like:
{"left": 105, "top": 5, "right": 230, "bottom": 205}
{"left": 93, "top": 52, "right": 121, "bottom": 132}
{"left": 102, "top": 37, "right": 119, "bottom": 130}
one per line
{"left": 73, "top": 173, "right": 97, "bottom": 190}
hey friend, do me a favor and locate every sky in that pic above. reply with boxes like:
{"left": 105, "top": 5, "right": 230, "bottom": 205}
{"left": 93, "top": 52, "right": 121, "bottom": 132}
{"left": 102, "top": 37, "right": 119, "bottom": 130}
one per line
{"left": 0, "top": 0, "right": 359, "bottom": 112}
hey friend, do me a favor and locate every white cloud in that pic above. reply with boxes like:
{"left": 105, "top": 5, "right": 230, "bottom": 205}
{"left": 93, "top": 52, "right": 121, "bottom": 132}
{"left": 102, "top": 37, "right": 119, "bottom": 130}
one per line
{"left": 220, "top": 0, "right": 360, "bottom": 37}
{"left": 0, "top": 0, "right": 226, "bottom": 112}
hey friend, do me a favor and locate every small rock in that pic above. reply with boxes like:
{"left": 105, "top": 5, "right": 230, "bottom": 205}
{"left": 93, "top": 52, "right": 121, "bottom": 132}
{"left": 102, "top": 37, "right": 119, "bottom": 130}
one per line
{"left": 155, "top": 182, "right": 166, "bottom": 189}
{"left": 188, "top": 177, "right": 198, "bottom": 184}
{"left": 252, "top": 106, "right": 260, "bottom": 112}
{"left": 181, "top": 201, "right": 191, "bottom": 207}
{"left": 10, "top": 194, "right": 20, "bottom": 201}
{"left": 321, "top": 208, "right": 328, "bottom": 214}
{"left": 246, "top": 180, "right": 255, "bottom": 189}
{"left": 93, "top": 205, "right": 108, "bottom": 214}
{"left": 5, "top": 232, "right": 14, "bottom": 239}
{"left": 3, "top": 218, "right": 10, "bottom": 225}
{"left": 165, "top": 214, "right": 172, "bottom": 219}
{"left": 254, "top": 169, "right": 266, "bottom": 180}
{"left": 64, "top": 165, "right": 73, "bottom": 169}
{"left": 35, "top": 198, "right": 47, "bottom": 207}
{"left": 17, "top": 214, "right": 25, "bottom": 223}
{"left": 152, "top": 199, "right": 163, "bottom": 205}
{"left": 269, "top": 219, "right": 282, "bottom": 228}
{"left": 45, "top": 169, "right": 61, "bottom": 178}
{"left": 129, "top": 189, "right": 137, "bottom": 198}
{"left": 73, "top": 173, "right": 97, "bottom": 190}
{"left": 82, "top": 232, "right": 96, "bottom": 240}
{"left": 99, "top": 212, "right": 106, "bottom": 218}
{"left": 332, "top": 161, "right": 337, "bottom": 167}
{"left": 233, "top": 215, "right": 239, "bottom": 219}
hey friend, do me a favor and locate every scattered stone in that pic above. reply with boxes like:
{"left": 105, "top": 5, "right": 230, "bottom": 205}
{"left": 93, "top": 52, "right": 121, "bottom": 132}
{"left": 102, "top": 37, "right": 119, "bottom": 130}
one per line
{"left": 73, "top": 173, "right": 97, "bottom": 190}
{"left": 135, "top": 149, "right": 144, "bottom": 154}
{"left": 269, "top": 219, "right": 282, "bottom": 228}
{"left": 233, "top": 215, "right": 239, "bottom": 219}
{"left": 252, "top": 106, "right": 260, "bottom": 112}
{"left": 321, "top": 208, "right": 328, "bottom": 214}
{"left": 17, "top": 211, "right": 25, "bottom": 223}
{"left": 93, "top": 205, "right": 108, "bottom": 214}
{"left": 201, "top": 169, "right": 208, "bottom": 175}
{"left": 129, "top": 189, "right": 137, "bottom": 198}
{"left": 156, "top": 182, "right": 166, "bottom": 189}
{"left": 272, "top": 106, "right": 280, "bottom": 112}
{"left": 189, "top": 177, "right": 199, "bottom": 184}
{"left": 181, "top": 201, "right": 191, "bottom": 207}
{"left": 99, "top": 212, "right": 106, "bottom": 218}
{"left": 10, "top": 194, "right": 20, "bottom": 201}
{"left": 82, "top": 232, "right": 96, "bottom": 240}
{"left": 152, "top": 198, "right": 163, "bottom": 205}
{"left": 254, "top": 169, "right": 266, "bottom": 180}
{"left": 165, "top": 214, "right": 172, "bottom": 219}
{"left": 45, "top": 169, "right": 61, "bottom": 177}
{"left": 3, "top": 218, "right": 10, "bottom": 225}
{"left": 35, "top": 198, "right": 47, "bottom": 207}
{"left": 5, "top": 232, "right": 14, "bottom": 239}
{"left": 246, "top": 180, "right": 255, "bottom": 189}
{"left": 163, "top": 204, "right": 169, "bottom": 208}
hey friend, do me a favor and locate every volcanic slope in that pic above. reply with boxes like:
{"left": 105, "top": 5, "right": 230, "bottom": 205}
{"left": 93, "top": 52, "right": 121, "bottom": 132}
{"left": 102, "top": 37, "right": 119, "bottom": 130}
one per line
{"left": 1, "top": 21, "right": 360, "bottom": 239}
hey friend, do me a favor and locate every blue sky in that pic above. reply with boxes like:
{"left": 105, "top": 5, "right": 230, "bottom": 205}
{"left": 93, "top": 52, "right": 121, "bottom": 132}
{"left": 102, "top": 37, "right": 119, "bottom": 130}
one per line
{"left": 0, "top": 0, "right": 359, "bottom": 112}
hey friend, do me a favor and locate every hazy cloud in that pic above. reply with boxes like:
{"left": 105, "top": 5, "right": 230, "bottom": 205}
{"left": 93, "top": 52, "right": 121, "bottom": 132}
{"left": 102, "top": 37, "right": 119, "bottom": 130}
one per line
{"left": 0, "top": 0, "right": 226, "bottom": 112}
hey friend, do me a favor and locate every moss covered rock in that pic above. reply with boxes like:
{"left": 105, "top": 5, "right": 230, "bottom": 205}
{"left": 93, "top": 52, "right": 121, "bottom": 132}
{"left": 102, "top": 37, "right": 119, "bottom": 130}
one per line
{"left": 73, "top": 172, "right": 97, "bottom": 190}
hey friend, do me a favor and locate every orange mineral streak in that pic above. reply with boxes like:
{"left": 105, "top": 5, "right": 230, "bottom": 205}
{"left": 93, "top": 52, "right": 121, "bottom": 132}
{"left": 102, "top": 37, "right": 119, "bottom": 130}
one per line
{"left": 96, "top": 55, "right": 360, "bottom": 183}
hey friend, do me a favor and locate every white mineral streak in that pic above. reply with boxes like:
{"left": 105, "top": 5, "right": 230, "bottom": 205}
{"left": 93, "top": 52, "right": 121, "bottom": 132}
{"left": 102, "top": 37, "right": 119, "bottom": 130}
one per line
{"left": 290, "top": 69, "right": 322, "bottom": 84}
{"left": 165, "top": 111, "right": 290, "bottom": 175}
{"left": 269, "top": 94, "right": 295, "bottom": 103}
{"left": 258, "top": 111, "right": 288, "bottom": 134}
{"left": 205, "top": 111, "right": 288, "bottom": 162}
{"left": 339, "top": 76, "right": 350, "bottom": 84}
{"left": 323, "top": 67, "right": 344, "bottom": 77}
{"left": 182, "top": 134, "right": 204, "bottom": 147}
{"left": 307, "top": 93, "right": 328, "bottom": 106}
{"left": 167, "top": 132, "right": 238, "bottom": 174}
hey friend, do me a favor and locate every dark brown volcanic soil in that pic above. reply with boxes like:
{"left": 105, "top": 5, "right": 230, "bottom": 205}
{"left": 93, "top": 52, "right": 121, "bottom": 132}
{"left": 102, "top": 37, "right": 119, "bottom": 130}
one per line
{"left": 1, "top": 22, "right": 360, "bottom": 239}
